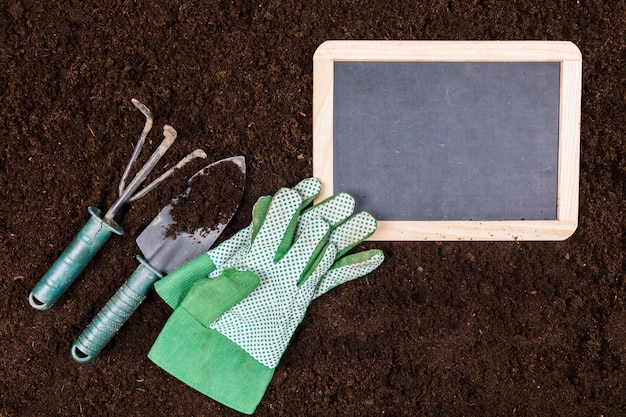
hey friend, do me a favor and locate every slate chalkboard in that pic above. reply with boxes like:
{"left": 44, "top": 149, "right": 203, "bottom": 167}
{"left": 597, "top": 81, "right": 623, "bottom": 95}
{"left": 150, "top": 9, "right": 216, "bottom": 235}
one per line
{"left": 313, "top": 41, "right": 582, "bottom": 241}
{"left": 333, "top": 61, "right": 561, "bottom": 221}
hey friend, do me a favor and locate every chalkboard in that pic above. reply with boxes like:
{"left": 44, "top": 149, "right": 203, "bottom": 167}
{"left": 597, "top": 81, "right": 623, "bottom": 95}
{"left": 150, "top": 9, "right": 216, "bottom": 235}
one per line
{"left": 313, "top": 41, "right": 582, "bottom": 241}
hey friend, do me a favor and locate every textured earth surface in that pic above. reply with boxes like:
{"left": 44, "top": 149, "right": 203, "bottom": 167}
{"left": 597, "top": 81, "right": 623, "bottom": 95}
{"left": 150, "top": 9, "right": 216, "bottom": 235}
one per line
{"left": 1, "top": 1, "right": 625, "bottom": 416}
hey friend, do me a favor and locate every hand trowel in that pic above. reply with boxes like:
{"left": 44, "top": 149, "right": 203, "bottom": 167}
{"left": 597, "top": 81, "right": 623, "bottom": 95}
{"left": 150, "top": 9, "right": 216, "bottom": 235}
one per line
{"left": 71, "top": 155, "right": 246, "bottom": 363}
{"left": 29, "top": 99, "right": 208, "bottom": 310}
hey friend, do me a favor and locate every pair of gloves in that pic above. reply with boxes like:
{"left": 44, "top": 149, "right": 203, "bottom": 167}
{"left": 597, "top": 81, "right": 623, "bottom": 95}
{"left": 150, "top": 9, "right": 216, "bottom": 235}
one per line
{"left": 147, "top": 178, "right": 384, "bottom": 414}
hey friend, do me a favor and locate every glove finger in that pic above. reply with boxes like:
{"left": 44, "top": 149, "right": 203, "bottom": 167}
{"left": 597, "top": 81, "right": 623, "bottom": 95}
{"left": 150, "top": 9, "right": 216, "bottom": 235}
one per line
{"left": 251, "top": 187, "right": 303, "bottom": 259}
{"left": 278, "top": 215, "right": 331, "bottom": 285}
{"left": 330, "top": 211, "right": 377, "bottom": 258}
{"left": 293, "top": 177, "right": 322, "bottom": 207}
{"left": 255, "top": 178, "right": 322, "bottom": 260}
{"left": 297, "top": 193, "right": 355, "bottom": 235}
{"left": 233, "top": 179, "right": 322, "bottom": 250}
{"left": 274, "top": 178, "right": 322, "bottom": 260}
{"left": 297, "top": 240, "right": 337, "bottom": 293}
{"left": 250, "top": 196, "right": 272, "bottom": 242}
{"left": 208, "top": 196, "right": 270, "bottom": 274}
{"left": 313, "top": 249, "right": 384, "bottom": 299}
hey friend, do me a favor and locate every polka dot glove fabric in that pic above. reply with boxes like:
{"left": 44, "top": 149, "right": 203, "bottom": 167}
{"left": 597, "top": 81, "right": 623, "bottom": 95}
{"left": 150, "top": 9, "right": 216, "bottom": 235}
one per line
{"left": 209, "top": 181, "right": 384, "bottom": 369}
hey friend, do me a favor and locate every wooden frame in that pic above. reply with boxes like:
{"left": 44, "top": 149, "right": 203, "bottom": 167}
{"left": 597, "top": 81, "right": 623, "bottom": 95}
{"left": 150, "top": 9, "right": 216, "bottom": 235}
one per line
{"left": 313, "top": 40, "right": 582, "bottom": 241}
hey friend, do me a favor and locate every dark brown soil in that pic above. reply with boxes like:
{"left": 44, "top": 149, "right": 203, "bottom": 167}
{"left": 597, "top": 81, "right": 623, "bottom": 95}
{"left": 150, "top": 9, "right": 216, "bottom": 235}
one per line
{"left": 166, "top": 159, "right": 245, "bottom": 238}
{"left": 1, "top": 1, "right": 624, "bottom": 416}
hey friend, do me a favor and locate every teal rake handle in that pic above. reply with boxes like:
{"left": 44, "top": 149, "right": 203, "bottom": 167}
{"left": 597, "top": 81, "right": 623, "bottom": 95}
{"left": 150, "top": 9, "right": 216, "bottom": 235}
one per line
{"left": 71, "top": 256, "right": 163, "bottom": 363}
{"left": 29, "top": 207, "right": 124, "bottom": 310}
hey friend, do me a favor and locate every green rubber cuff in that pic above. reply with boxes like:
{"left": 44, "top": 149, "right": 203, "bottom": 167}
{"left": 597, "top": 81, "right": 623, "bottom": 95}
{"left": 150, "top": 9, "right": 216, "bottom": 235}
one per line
{"left": 148, "top": 307, "right": 274, "bottom": 415}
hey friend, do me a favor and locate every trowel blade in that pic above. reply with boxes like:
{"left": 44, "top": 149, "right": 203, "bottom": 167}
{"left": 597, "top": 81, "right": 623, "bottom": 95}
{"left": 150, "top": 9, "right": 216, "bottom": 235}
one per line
{"left": 136, "top": 155, "right": 245, "bottom": 275}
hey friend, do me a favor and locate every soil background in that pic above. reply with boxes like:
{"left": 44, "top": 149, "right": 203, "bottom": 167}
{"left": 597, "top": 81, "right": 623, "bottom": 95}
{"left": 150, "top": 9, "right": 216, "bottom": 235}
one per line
{"left": 1, "top": 1, "right": 625, "bottom": 416}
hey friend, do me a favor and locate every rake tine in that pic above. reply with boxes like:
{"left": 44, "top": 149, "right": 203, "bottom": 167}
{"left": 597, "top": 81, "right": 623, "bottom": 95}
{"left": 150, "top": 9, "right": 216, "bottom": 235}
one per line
{"left": 119, "top": 99, "right": 154, "bottom": 196}
{"left": 104, "top": 125, "right": 177, "bottom": 222}
{"left": 128, "top": 149, "right": 208, "bottom": 203}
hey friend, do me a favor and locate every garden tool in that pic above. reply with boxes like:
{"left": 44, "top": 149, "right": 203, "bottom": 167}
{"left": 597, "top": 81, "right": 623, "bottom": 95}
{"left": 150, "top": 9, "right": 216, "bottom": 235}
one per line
{"left": 71, "top": 156, "right": 246, "bottom": 362}
{"left": 29, "top": 99, "right": 206, "bottom": 310}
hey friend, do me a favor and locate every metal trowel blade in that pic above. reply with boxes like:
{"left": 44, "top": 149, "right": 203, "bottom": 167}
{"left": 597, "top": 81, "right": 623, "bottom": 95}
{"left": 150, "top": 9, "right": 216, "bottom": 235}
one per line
{"left": 135, "top": 155, "right": 246, "bottom": 275}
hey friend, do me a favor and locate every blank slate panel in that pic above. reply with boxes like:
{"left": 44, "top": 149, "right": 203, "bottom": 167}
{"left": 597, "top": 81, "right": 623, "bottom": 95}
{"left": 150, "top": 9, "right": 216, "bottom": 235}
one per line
{"left": 313, "top": 41, "right": 582, "bottom": 241}
{"left": 333, "top": 61, "right": 561, "bottom": 221}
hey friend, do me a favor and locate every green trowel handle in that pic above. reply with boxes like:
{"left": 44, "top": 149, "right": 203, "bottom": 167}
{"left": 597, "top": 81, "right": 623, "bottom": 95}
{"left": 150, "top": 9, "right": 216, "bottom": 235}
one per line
{"left": 29, "top": 207, "right": 124, "bottom": 310}
{"left": 71, "top": 255, "right": 163, "bottom": 363}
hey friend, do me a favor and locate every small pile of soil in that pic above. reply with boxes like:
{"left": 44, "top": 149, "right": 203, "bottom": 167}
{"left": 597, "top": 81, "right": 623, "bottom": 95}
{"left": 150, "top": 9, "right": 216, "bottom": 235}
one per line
{"left": 165, "top": 160, "right": 245, "bottom": 238}
{"left": 125, "top": 154, "right": 213, "bottom": 235}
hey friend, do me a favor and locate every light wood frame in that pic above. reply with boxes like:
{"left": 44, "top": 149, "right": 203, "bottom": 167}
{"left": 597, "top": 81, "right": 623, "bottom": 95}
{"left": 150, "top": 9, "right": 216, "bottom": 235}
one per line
{"left": 313, "top": 40, "right": 582, "bottom": 241}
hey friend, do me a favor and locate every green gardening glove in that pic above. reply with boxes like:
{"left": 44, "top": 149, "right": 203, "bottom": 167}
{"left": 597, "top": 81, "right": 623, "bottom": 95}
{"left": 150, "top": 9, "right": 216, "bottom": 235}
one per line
{"left": 148, "top": 180, "right": 384, "bottom": 414}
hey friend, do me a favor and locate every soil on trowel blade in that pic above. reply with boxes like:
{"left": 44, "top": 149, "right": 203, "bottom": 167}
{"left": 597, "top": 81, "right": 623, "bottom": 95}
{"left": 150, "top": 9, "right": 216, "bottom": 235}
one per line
{"left": 165, "top": 160, "right": 245, "bottom": 239}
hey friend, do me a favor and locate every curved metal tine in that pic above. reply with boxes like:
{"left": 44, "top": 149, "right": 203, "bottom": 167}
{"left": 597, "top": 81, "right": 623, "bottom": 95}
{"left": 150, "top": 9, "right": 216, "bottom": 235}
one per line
{"left": 118, "top": 99, "right": 154, "bottom": 196}
{"left": 104, "top": 125, "right": 177, "bottom": 222}
{"left": 128, "top": 149, "right": 208, "bottom": 203}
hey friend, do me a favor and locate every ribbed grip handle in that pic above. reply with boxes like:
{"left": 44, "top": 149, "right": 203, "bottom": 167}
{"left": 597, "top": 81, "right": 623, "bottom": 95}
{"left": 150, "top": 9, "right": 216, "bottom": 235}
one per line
{"left": 29, "top": 207, "right": 123, "bottom": 310}
{"left": 71, "top": 256, "right": 163, "bottom": 363}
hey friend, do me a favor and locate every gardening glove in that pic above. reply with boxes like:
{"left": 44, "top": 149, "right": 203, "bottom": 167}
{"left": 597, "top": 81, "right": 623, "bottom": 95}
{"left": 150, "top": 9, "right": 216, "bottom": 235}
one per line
{"left": 148, "top": 181, "right": 384, "bottom": 415}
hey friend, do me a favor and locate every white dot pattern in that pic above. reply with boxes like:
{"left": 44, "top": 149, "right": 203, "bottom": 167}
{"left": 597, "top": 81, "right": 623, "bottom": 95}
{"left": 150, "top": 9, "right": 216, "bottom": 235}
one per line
{"left": 293, "top": 178, "right": 322, "bottom": 203}
{"left": 313, "top": 250, "right": 385, "bottom": 299}
{"left": 207, "top": 225, "right": 252, "bottom": 269}
{"left": 329, "top": 211, "right": 376, "bottom": 255}
{"left": 210, "top": 215, "right": 336, "bottom": 368}
{"left": 297, "top": 193, "right": 355, "bottom": 235}
{"left": 201, "top": 178, "right": 384, "bottom": 369}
